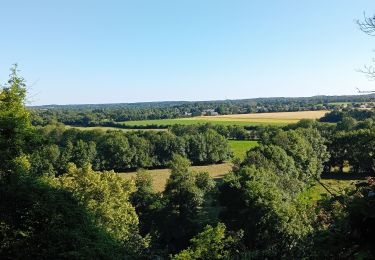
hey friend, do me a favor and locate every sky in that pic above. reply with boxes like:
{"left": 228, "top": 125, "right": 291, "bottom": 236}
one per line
{"left": 0, "top": 0, "right": 375, "bottom": 105}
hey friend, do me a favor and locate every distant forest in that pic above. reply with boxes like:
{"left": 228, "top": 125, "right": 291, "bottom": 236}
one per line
{"left": 30, "top": 94, "right": 375, "bottom": 126}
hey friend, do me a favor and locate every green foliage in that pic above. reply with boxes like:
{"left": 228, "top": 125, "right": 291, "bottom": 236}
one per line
{"left": 164, "top": 155, "right": 205, "bottom": 213}
{"left": 243, "top": 145, "right": 303, "bottom": 195}
{"left": 149, "top": 131, "right": 186, "bottom": 166}
{"left": 157, "top": 155, "right": 215, "bottom": 253}
{"left": 127, "top": 133, "right": 153, "bottom": 168}
{"left": 70, "top": 140, "right": 97, "bottom": 168}
{"left": 30, "top": 125, "right": 232, "bottom": 175}
{"left": 311, "top": 178, "right": 375, "bottom": 258}
{"left": 0, "top": 65, "right": 32, "bottom": 177}
{"left": 0, "top": 175, "right": 124, "bottom": 259}
{"left": 336, "top": 116, "right": 357, "bottom": 131}
{"left": 264, "top": 128, "right": 329, "bottom": 182}
{"left": 131, "top": 169, "right": 162, "bottom": 236}
{"left": 134, "top": 168, "right": 154, "bottom": 194}
{"left": 320, "top": 109, "right": 375, "bottom": 123}
{"left": 320, "top": 110, "right": 345, "bottom": 122}
{"left": 328, "top": 128, "right": 375, "bottom": 174}
{"left": 96, "top": 131, "right": 132, "bottom": 171}
{"left": 1, "top": 67, "right": 132, "bottom": 258}
{"left": 185, "top": 129, "right": 232, "bottom": 165}
{"left": 53, "top": 164, "right": 148, "bottom": 256}
{"left": 194, "top": 171, "right": 215, "bottom": 194}
{"left": 218, "top": 127, "right": 329, "bottom": 257}
{"left": 219, "top": 166, "right": 313, "bottom": 257}
{"left": 293, "top": 118, "right": 318, "bottom": 129}
{"left": 173, "top": 223, "right": 242, "bottom": 260}
{"left": 29, "top": 144, "right": 60, "bottom": 177}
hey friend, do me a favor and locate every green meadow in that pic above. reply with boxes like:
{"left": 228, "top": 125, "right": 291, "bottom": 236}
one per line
{"left": 228, "top": 140, "right": 259, "bottom": 159}
{"left": 298, "top": 179, "right": 359, "bottom": 204}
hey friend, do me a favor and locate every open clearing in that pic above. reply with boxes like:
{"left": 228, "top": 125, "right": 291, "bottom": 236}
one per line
{"left": 119, "top": 163, "right": 233, "bottom": 192}
{"left": 299, "top": 179, "right": 360, "bottom": 204}
{"left": 229, "top": 140, "right": 259, "bottom": 159}
{"left": 120, "top": 110, "right": 328, "bottom": 127}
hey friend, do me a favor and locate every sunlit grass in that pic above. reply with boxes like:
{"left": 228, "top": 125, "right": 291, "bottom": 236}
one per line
{"left": 298, "top": 179, "right": 359, "bottom": 204}
{"left": 228, "top": 140, "right": 258, "bottom": 160}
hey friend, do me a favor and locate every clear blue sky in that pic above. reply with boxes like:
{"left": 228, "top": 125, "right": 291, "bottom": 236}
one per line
{"left": 0, "top": 1, "right": 374, "bottom": 105}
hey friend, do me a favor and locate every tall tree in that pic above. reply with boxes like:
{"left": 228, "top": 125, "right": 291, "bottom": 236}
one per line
{"left": 131, "top": 169, "right": 162, "bottom": 236}
{"left": 0, "top": 65, "right": 32, "bottom": 178}
{"left": 159, "top": 155, "right": 214, "bottom": 253}
{"left": 54, "top": 164, "right": 148, "bottom": 256}
{"left": 96, "top": 132, "right": 132, "bottom": 171}
{"left": 219, "top": 166, "right": 313, "bottom": 258}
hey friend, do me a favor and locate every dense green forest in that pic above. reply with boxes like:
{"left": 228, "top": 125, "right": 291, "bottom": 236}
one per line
{"left": 1, "top": 67, "right": 375, "bottom": 259}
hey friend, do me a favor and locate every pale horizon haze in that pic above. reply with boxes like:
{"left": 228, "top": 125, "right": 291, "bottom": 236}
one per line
{"left": 1, "top": 1, "right": 375, "bottom": 105}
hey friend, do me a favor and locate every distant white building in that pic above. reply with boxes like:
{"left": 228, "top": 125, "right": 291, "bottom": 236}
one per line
{"left": 201, "top": 109, "right": 219, "bottom": 116}
{"left": 183, "top": 112, "right": 192, "bottom": 116}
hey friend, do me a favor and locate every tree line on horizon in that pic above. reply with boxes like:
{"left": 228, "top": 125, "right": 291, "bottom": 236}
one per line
{"left": 29, "top": 94, "right": 375, "bottom": 127}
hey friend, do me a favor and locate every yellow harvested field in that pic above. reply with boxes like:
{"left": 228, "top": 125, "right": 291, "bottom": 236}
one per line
{"left": 119, "top": 162, "right": 233, "bottom": 192}
{"left": 189, "top": 110, "right": 328, "bottom": 121}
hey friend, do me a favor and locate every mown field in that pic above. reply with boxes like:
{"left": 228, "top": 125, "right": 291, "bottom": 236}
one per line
{"left": 298, "top": 179, "right": 360, "bottom": 204}
{"left": 229, "top": 140, "right": 259, "bottom": 159}
{"left": 120, "top": 110, "right": 328, "bottom": 127}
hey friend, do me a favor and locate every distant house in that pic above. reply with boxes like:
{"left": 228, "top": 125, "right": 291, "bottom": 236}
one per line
{"left": 201, "top": 109, "right": 219, "bottom": 116}
{"left": 183, "top": 112, "right": 192, "bottom": 116}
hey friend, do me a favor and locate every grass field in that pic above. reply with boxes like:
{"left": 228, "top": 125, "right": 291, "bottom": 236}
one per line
{"left": 229, "top": 140, "right": 259, "bottom": 159}
{"left": 120, "top": 110, "right": 328, "bottom": 127}
{"left": 119, "top": 163, "right": 233, "bottom": 192}
{"left": 298, "top": 179, "right": 359, "bottom": 204}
